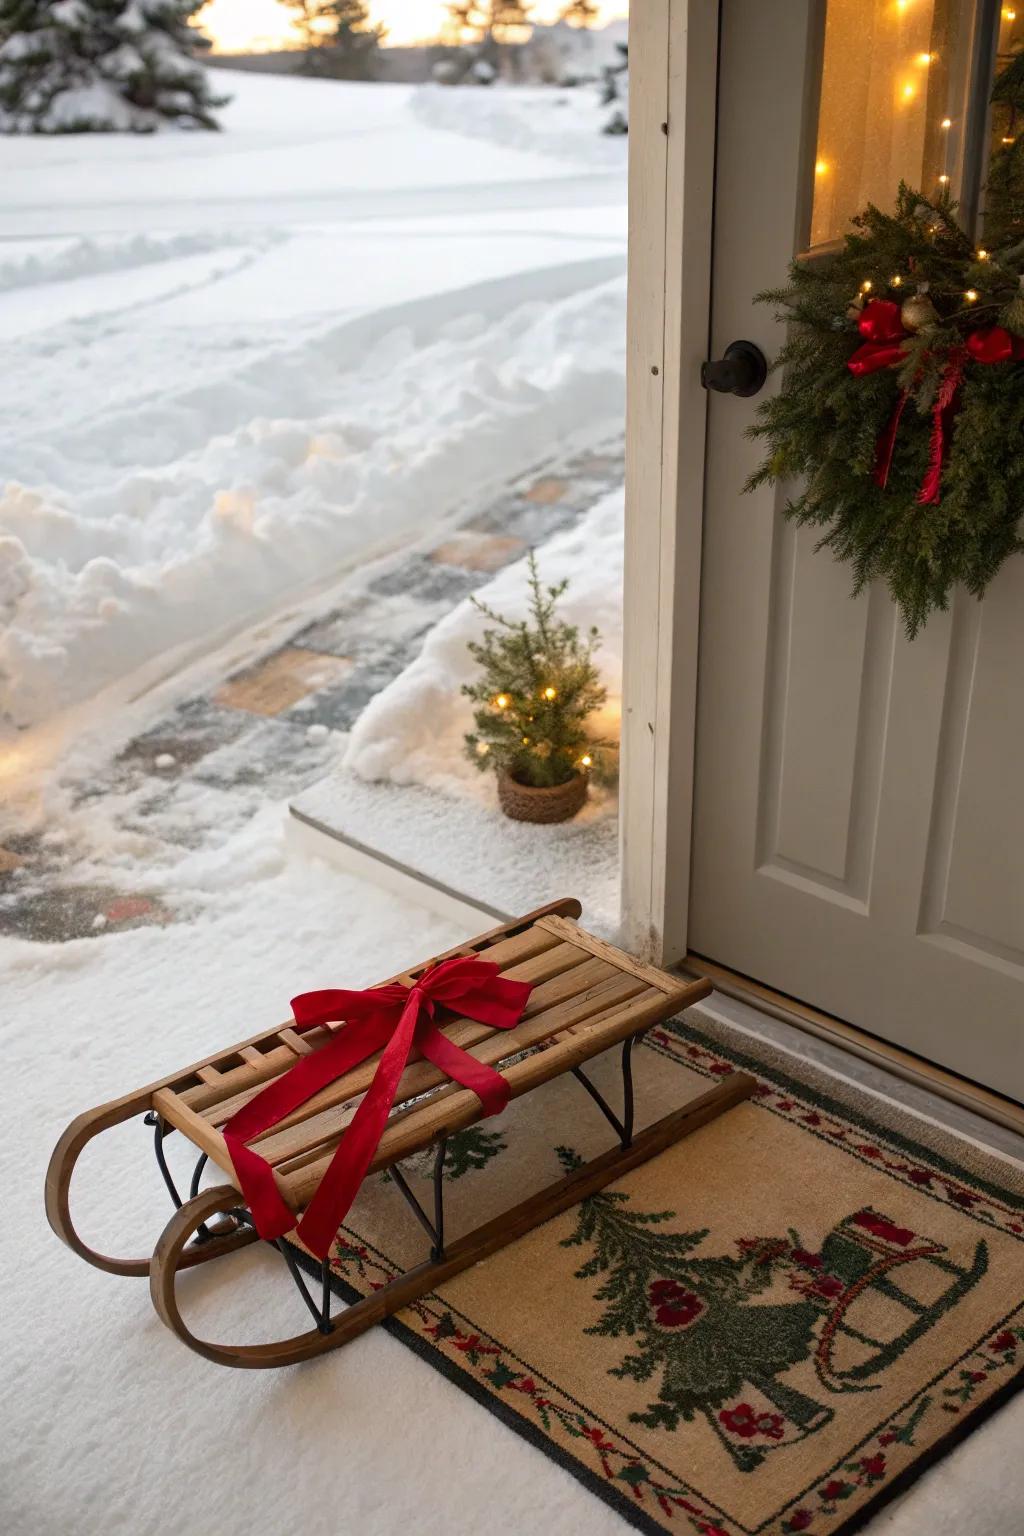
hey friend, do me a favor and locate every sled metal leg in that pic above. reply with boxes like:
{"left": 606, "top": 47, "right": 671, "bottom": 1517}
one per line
{"left": 388, "top": 1136, "right": 449, "bottom": 1262}
{"left": 149, "top": 1072, "right": 757, "bottom": 1369}
{"left": 571, "top": 1033, "right": 638, "bottom": 1149}
{"left": 276, "top": 1241, "right": 334, "bottom": 1335}
{"left": 145, "top": 1111, "right": 214, "bottom": 1243}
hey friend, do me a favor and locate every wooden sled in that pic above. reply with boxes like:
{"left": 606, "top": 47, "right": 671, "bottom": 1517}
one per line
{"left": 47, "top": 898, "right": 756, "bottom": 1368}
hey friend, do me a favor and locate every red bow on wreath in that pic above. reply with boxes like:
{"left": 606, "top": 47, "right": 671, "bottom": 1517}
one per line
{"left": 223, "top": 956, "right": 532, "bottom": 1259}
{"left": 847, "top": 299, "right": 1024, "bottom": 504}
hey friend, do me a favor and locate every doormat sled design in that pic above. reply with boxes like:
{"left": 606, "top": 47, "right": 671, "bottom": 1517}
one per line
{"left": 46, "top": 899, "right": 753, "bottom": 1368}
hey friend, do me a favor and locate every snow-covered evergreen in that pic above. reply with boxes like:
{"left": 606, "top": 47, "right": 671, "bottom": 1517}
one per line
{"left": 0, "top": 0, "right": 226, "bottom": 134}
{"left": 599, "top": 41, "right": 628, "bottom": 135}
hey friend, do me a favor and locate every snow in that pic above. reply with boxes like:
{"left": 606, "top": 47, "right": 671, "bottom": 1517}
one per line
{"left": 345, "top": 485, "right": 623, "bottom": 802}
{"left": 0, "top": 67, "right": 626, "bottom": 730}
{"left": 411, "top": 78, "right": 626, "bottom": 167}
{"left": 291, "top": 765, "right": 622, "bottom": 937}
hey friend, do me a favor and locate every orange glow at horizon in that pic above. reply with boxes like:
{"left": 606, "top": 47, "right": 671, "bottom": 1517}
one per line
{"left": 197, "top": 1, "right": 628, "bottom": 54}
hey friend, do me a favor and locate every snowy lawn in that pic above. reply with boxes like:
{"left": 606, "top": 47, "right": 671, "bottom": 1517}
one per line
{"left": 0, "top": 67, "right": 626, "bottom": 729}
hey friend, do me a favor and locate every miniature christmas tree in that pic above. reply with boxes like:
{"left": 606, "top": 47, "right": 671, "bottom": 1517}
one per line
{"left": 463, "top": 552, "right": 606, "bottom": 794}
{"left": 0, "top": 0, "right": 225, "bottom": 134}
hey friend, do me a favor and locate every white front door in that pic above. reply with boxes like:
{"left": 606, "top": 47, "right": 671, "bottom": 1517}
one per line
{"left": 689, "top": 0, "right": 1024, "bottom": 1101}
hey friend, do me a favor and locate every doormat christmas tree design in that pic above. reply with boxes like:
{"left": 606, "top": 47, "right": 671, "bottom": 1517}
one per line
{"left": 292, "top": 1014, "right": 1024, "bottom": 1536}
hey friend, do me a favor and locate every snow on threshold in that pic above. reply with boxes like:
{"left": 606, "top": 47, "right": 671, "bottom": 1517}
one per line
{"left": 0, "top": 271, "right": 624, "bottom": 729}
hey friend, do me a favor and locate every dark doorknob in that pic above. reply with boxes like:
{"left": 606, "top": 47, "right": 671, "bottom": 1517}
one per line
{"left": 700, "top": 340, "right": 768, "bottom": 398}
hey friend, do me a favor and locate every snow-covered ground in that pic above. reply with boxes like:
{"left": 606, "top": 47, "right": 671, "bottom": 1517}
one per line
{"left": 0, "top": 67, "right": 626, "bottom": 730}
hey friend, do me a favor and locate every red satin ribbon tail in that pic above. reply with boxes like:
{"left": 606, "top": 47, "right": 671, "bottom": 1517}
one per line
{"left": 917, "top": 352, "right": 966, "bottom": 507}
{"left": 223, "top": 1133, "right": 296, "bottom": 1241}
{"left": 417, "top": 1022, "right": 511, "bottom": 1117}
{"left": 296, "top": 992, "right": 423, "bottom": 1258}
{"left": 873, "top": 390, "right": 909, "bottom": 490}
{"left": 222, "top": 1014, "right": 392, "bottom": 1241}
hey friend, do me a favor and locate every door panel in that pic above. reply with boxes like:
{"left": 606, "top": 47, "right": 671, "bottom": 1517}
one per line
{"left": 689, "top": 0, "right": 1024, "bottom": 1100}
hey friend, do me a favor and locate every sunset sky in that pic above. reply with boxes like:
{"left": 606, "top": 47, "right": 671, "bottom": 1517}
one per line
{"left": 198, "top": 1, "right": 627, "bottom": 54}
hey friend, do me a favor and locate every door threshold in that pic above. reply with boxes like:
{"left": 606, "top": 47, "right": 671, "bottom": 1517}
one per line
{"left": 682, "top": 954, "right": 1024, "bottom": 1140}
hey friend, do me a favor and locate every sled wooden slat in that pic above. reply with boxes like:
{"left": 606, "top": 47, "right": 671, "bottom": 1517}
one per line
{"left": 226, "top": 948, "right": 610, "bottom": 1137}
{"left": 256, "top": 970, "right": 650, "bottom": 1170}
{"left": 274, "top": 979, "right": 668, "bottom": 1183}
{"left": 184, "top": 939, "right": 598, "bottom": 1134}
{"left": 173, "top": 923, "right": 568, "bottom": 1115}
{"left": 278, "top": 980, "right": 697, "bottom": 1205}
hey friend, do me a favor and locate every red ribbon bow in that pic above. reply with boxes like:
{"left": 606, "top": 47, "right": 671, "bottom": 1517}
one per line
{"left": 223, "top": 956, "right": 532, "bottom": 1259}
{"left": 847, "top": 302, "right": 1024, "bottom": 504}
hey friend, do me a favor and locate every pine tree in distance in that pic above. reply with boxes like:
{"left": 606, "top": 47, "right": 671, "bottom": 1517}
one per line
{"left": 0, "top": 0, "right": 226, "bottom": 133}
{"left": 561, "top": 0, "right": 599, "bottom": 26}
{"left": 285, "top": 1, "right": 386, "bottom": 80}
{"left": 445, "top": 2, "right": 534, "bottom": 47}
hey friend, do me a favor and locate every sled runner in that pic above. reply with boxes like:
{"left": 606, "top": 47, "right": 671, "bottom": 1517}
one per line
{"left": 46, "top": 898, "right": 755, "bottom": 1369}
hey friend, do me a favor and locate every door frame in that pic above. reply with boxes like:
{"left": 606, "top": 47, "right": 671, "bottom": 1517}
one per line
{"left": 619, "top": 0, "right": 719, "bottom": 965}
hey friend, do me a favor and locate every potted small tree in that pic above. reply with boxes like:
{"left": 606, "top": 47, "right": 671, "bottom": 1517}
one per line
{"left": 463, "top": 554, "right": 607, "bottom": 824}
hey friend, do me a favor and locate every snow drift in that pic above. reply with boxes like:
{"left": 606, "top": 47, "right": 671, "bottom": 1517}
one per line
{"left": 0, "top": 269, "right": 625, "bottom": 727}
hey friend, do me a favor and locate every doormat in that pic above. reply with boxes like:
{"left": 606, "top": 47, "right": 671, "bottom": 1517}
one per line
{"left": 291, "top": 1012, "right": 1024, "bottom": 1536}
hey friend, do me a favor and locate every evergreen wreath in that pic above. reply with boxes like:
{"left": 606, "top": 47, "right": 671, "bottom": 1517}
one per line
{"left": 749, "top": 52, "right": 1024, "bottom": 637}
{"left": 463, "top": 552, "right": 607, "bottom": 789}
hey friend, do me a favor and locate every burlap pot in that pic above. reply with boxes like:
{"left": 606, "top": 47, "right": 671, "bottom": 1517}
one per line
{"left": 497, "top": 770, "right": 588, "bottom": 824}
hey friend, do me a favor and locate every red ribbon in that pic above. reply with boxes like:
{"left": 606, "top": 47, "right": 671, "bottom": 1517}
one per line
{"left": 223, "top": 956, "right": 532, "bottom": 1259}
{"left": 847, "top": 304, "right": 1024, "bottom": 502}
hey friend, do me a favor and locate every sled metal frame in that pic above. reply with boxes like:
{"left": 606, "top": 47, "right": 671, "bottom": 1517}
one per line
{"left": 46, "top": 898, "right": 756, "bottom": 1369}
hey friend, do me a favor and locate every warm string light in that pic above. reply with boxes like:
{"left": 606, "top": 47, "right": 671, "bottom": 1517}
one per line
{"left": 579, "top": 754, "right": 593, "bottom": 769}
{"left": 542, "top": 686, "right": 557, "bottom": 700}
{"left": 964, "top": 289, "right": 979, "bottom": 303}
{"left": 494, "top": 693, "right": 510, "bottom": 710}
{"left": 891, "top": 274, "right": 903, "bottom": 286}
{"left": 815, "top": 159, "right": 829, "bottom": 176}
{"left": 476, "top": 741, "right": 489, "bottom": 756}
{"left": 977, "top": 248, "right": 990, "bottom": 261}
{"left": 938, "top": 174, "right": 950, "bottom": 185}
{"left": 861, "top": 280, "right": 873, "bottom": 292}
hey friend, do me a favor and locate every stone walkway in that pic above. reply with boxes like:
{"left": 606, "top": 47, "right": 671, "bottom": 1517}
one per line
{"left": 0, "top": 440, "right": 623, "bottom": 943}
